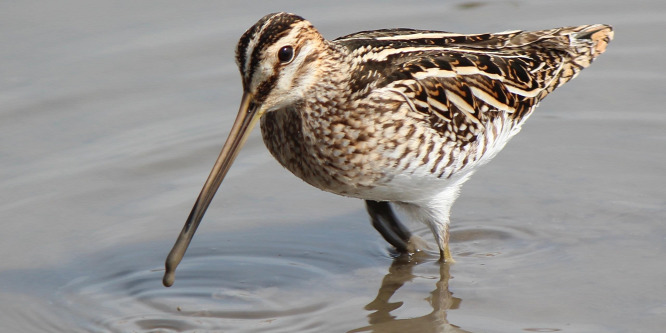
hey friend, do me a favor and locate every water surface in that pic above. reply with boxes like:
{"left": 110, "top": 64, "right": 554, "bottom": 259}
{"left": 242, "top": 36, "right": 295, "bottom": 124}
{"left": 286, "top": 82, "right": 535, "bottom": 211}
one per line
{"left": 1, "top": 0, "right": 665, "bottom": 332}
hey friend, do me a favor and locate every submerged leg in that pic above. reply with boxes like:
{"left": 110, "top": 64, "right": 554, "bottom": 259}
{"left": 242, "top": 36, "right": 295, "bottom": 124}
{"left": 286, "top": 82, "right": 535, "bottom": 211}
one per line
{"left": 365, "top": 200, "right": 412, "bottom": 253}
{"left": 437, "top": 224, "right": 455, "bottom": 263}
{"left": 393, "top": 196, "right": 458, "bottom": 263}
{"left": 424, "top": 221, "right": 455, "bottom": 263}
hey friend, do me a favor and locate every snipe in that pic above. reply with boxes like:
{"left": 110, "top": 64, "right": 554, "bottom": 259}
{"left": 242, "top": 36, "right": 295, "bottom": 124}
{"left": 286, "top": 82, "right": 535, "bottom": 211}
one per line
{"left": 163, "top": 12, "right": 613, "bottom": 286}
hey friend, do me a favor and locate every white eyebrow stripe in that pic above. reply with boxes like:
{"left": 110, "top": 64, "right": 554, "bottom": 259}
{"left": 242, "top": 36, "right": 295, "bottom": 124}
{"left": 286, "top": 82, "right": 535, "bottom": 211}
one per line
{"left": 244, "top": 15, "right": 279, "bottom": 76}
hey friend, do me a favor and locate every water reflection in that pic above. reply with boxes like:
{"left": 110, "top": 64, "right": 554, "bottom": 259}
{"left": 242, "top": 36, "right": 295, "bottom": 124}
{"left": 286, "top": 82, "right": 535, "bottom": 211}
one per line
{"left": 40, "top": 220, "right": 555, "bottom": 331}
{"left": 351, "top": 256, "right": 469, "bottom": 333}
{"left": 47, "top": 231, "right": 476, "bottom": 332}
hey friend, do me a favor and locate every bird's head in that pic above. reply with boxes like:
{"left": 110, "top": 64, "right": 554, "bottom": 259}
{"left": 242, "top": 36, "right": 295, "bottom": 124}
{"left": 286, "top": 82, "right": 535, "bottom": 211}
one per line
{"left": 163, "top": 13, "right": 331, "bottom": 287}
{"left": 236, "top": 12, "right": 329, "bottom": 115}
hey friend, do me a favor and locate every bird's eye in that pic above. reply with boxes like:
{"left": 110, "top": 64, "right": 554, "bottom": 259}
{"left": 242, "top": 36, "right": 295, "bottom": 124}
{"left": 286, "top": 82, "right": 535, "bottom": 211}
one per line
{"left": 277, "top": 45, "right": 294, "bottom": 64}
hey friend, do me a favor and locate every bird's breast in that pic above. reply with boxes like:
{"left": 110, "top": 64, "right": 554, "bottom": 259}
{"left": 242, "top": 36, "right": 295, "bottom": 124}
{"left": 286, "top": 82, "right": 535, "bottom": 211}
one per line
{"left": 260, "top": 106, "right": 389, "bottom": 198}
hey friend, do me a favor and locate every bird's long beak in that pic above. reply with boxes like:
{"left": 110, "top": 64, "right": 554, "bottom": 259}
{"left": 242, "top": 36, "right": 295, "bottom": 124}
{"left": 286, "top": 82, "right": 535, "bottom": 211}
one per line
{"left": 163, "top": 92, "right": 259, "bottom": 287}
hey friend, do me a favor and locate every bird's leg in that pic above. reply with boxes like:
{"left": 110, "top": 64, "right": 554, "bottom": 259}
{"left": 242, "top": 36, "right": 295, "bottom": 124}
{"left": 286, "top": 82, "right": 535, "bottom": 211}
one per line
{"left": 429, "top": 220, "right": 455, "bottom": 263}
{"left": 443, "top": 246, "right": 454, "bottom": 263}
{"left": 441, "top": 226, "right": 454, "bottom": 263}
{"left": 365, "top": 200, "right": 412, "bottom": 253}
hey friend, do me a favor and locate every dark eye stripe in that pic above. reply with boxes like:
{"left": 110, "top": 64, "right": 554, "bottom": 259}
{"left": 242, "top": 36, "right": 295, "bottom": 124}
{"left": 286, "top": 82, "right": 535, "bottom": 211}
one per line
{"left": 254, "top": 74, "right": 278, "bottom": 104}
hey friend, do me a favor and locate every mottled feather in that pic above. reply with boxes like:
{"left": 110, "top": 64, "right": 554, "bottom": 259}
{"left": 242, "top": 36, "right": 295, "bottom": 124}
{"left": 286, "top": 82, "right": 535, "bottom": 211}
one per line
{"left": 335, "top": 25, "right": 613, "bottom": 142}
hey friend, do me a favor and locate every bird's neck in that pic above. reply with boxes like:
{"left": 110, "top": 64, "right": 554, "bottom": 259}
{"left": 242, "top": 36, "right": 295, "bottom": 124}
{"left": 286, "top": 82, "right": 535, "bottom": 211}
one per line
{"left": 299, "top": 42, "right": 356, "bottom": 116}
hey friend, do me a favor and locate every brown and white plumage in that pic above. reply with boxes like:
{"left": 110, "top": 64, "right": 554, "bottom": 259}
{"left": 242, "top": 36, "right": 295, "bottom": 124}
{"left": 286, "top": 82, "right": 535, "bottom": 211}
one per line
{"left": 163, "top": 12, "right": 613, "bottom": 286}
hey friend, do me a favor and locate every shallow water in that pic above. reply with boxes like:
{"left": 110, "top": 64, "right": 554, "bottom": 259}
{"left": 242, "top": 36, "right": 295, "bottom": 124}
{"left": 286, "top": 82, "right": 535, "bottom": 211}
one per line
{"left": 2, "top": 0, "right": 665, "bottom": 332}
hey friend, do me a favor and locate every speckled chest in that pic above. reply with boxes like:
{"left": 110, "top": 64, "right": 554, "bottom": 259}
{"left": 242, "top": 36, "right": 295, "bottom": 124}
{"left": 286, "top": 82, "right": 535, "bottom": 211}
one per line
{"left": 259, "top": 104, "right": 388, "bottom": 197}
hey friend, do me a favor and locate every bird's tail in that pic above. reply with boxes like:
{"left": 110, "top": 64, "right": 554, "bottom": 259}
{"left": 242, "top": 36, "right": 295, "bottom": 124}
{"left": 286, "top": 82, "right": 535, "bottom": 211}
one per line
{"left": 535, "top": 24, "right": 614, "bottom": 98}
{"left": 569, "top": 24, "right": 614, "bottom": 66}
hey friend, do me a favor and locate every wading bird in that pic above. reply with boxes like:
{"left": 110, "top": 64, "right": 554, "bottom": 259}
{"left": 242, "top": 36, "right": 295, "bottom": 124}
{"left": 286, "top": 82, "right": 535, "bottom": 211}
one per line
{"left": 163, "top": 12, "right": 612, "bottom": 287}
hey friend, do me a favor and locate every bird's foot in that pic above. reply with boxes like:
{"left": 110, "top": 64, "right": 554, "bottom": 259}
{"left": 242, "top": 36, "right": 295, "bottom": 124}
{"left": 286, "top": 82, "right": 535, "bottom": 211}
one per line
{"left": 439, "top": 244, "right": 455, "bottom": 264}
{"left": 405, "top": 235, "right": 430, "bottom": 253}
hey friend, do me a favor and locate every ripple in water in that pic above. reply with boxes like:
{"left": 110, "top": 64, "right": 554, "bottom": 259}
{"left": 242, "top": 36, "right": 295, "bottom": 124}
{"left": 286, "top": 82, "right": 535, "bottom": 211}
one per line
{"left": 54, "top": 218, "right": 552, "bottom": 332}
{"left": 449, "top": 219, "right": 555, "bottom": 261}
{"left": 55, "top": 226, "right": 387, "bottom": 332}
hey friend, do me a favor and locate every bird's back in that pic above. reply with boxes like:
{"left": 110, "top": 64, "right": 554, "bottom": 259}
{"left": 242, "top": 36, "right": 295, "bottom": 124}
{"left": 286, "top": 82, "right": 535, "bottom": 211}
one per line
{"left": 334, "top": 24, "right": 613, "bottom": 122}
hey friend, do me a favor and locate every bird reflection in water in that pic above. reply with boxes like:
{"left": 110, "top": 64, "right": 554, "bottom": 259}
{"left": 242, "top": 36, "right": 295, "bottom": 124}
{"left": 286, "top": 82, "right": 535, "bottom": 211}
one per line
{"left": 349, "top": 256, "right": 470, "bottom": 333}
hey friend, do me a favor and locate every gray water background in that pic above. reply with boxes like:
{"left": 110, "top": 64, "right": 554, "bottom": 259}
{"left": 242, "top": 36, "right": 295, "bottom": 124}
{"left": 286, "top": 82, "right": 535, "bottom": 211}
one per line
{"left": 1, "top": 0, "right": 665, "bottom": 332}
